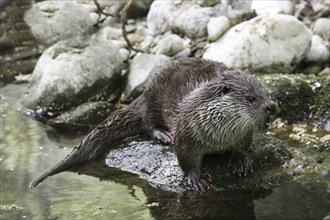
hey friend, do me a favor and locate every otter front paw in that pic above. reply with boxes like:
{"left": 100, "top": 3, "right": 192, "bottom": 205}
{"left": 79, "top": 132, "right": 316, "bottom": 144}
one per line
{"left": 228, "top": 152, "right": 253, "bottom": 176}
{"left": 152, "top": 129, "right": 173, "bottom": 145}
{"left": 188, "top": 171, "right": 211, "bottom": 192}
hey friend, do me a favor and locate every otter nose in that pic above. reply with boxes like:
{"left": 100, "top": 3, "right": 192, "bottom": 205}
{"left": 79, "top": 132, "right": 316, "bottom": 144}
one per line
{"left": 266, "top": 103, "right": 276, "bottom": 115}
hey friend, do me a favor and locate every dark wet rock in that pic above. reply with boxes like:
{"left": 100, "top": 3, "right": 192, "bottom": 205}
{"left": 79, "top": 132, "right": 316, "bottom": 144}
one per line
{"left": 204, "top": 14, "right": 312, "bottom": 73}
{"left": 106, "top": 133, "right": 292, "bottom": 192}
{"left": 0, "top": 59, "right": 37, "bottom": 84}
{"left": 0, "top": 0, "right": 37, "bottom": 51}
{"left": 47, "top": 101, "right": 116, "bottom": 132}
{"left": 22, "top": 36, "right": 122, "bottom": 117}
{"left": 24, "top": 1, "right": 92, "bottom": 46}
{"left": 259, "top": 74, "right": 330, "bottom": 125}
{"left": 121, "top": 53, "right": 170, "bottom": 102}
{"left": 0, "top": 0, "right": 10, "bottom": 10}
{"left": 107, "top": 141, "right": 185, "bottom": 192}
{"left": 303, "top": 63, "right": 325, "bottom": 75}
{"left": 0, "top": 0, "right": 41, "bottom": 84}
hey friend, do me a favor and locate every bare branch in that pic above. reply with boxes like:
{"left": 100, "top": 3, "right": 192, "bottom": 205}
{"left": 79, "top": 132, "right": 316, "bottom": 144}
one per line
{"left": 93, "top": 0, "right": 114, "bottom": 17}
{"left": 120, "top": 0, "right": 144, "bottom": 55}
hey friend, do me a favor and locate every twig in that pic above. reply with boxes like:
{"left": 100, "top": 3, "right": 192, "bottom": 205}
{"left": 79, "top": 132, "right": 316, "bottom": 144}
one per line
{"left": 93, "top": 0, "right": 114, "bottom": 17}
{"left": 120, "top": 0, "right": 144, "bottom": 55}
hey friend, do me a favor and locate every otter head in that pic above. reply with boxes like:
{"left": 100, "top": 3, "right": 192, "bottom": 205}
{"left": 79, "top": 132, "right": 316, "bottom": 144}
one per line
{"left": 218, "top": 70, "right": 277, "bottom": 129}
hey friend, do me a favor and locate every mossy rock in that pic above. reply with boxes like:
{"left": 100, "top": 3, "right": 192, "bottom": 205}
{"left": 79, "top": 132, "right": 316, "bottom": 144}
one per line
{"left": 259, "top": 74, "right": 330, "bottom": 124}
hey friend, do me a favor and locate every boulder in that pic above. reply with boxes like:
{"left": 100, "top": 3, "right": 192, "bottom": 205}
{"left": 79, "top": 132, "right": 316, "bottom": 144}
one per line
{"left": 48, "top": 101, "right": 116, "bottom": 133}
{"left": 23, "top": 36, "right": 122, "bottom": 117}
{"left": 152, "top": 34, "right": 185, "bottom": 56}
{"left": 203, "top": 14, "right": 312, "bottom": 73}
{"left": 24, "top": 1, "right": 92, "bottom": 46}
{"left": 312, "top": 18, "right": 330, "bottom": 41}
{"left": 251, "top": 0, "right": 293, "bottom": 15}
{"left": 259, "top": 74, "right": 330, "bottom": 126}
{"left": 147, "top": 1, "right": 213, "bottom": 38}
{"left": 106, "top": 133, "right": 292, "bottom": 192}
{"left": 306, "top": 35, "right": 329, "bottom": 63}
{"left": 207, "top": 16, "right": 230, "bottom": 42}
{"left": 121, "top": 54, "right": 171, "bottom": 102}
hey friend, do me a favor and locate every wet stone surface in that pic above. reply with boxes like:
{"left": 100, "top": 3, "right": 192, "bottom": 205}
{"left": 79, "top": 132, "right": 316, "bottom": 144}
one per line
{"left": 106, "top": 133, "right": 293, "bottom": 192}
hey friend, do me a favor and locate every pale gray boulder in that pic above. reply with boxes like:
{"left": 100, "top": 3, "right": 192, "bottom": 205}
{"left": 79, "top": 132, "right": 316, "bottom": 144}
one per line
{"left": 147, "top": 1, "right": 214, "bottom": 38}
{"left": 24, "top": 1, "right": 92, "bottom": 46}
{"left": 23, "top": 36, "right": 122, "bottom": 116}
{"left": 203, "top": 14, "right": 312, "bottom": 73}
{"left": 121, "top": 54, "right": 170, "bottom": 102}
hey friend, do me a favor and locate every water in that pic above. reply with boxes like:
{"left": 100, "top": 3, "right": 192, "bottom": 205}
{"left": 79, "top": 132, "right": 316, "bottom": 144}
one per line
{"left": 1, "top": 83, "right": 329, "bottom": 220}
{"left": 0, "top": 84, "right": 151, "bottom": 219}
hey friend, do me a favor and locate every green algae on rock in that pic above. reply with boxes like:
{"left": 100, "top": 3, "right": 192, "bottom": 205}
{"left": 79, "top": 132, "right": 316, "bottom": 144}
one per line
{"left": 259, "top": 74, "right": 330, "bottom": 126}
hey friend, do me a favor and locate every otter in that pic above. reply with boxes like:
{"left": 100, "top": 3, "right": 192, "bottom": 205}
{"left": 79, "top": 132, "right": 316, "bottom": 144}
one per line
{"left": 30, "top": 58, "right": 276, "bottom": 192}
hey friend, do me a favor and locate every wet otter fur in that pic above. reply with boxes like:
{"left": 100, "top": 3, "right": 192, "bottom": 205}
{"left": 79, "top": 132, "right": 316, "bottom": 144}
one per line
{"left": 30, "top": 58, "right": 276, "bottom": 192}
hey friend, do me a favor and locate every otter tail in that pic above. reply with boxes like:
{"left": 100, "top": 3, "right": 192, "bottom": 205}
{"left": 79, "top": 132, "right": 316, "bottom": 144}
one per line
{"left": 29, "top": 96, "right": 144, "bottom": 188}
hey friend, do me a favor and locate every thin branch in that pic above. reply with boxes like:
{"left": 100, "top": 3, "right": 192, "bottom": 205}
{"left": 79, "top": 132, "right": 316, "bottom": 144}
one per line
{"left": 120, "top": 0, "right": 144, "bottom": 55}
{"left": 93, "top": 0, "right": 114, "bottom": 17}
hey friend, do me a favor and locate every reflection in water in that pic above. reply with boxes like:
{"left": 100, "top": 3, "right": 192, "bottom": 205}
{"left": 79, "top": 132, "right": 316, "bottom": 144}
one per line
{"left": 1, "top": 84, "right": 329, "bottom": 220}
{"left": 254, "top": 181, "right": 329, "bottom": 220}
{"left": 0, "top": 84, "right": 151, "bottom": 219}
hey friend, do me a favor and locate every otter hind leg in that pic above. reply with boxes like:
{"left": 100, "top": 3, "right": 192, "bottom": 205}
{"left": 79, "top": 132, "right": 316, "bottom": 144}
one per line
{"left": 228, "top": 151, "right": 253, "bottom": 176}
{"left": 152, "top": 129, "right": 173, "bottom": 145}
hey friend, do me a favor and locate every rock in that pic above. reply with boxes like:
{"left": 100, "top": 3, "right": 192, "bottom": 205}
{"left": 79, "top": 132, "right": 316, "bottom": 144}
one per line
{"left": 251, "top": 0, "right": 293, "bottom": 15}
{"left": 138, "top": 35, "right": 155, "bottom": 52}
{"left": 24, "top": 1, "right": 92, "bottom": 46}
{"left": 310, "top": 0, "right": 330, "bottom": 16}
{"left": 312, "top": 18, "right": 330, "bottom": 41}
{"left": 318, "top": 67, "right": 330, "bottom": 77}
{"left": 76, "top": 0, "right": 153, "bottom": 18}
{"left": 99, "top": 26, "right": 123, "bottom": 40}
{"left": 152, "top": 34, "right": 185, "bottom": 56}
{"left": 119, "top": 48, "right": 129, "bottom": 61}
{"left": 203, "top": 14, "right": 312, "bottom": 73}
{"left": 121, "top": 54, "right": 171, "bottom": 102}
{"left": 106, "top": 133, "right": 292, "bottom": 192}
{"left": 173, "top": 48, "right": 192, "bottom": 58}
{"left": 136, "top": 25, "right": 155, "bottom": 37}
{"left": 306, "top": 35, "right": 329, "bottom": 63}
{"left": 48, "top": 101, "right": 116, "bottom": 133}
{"left": 23, "top": 36, "right": 122, "bottom": 117}
{"left": 172, "top": 5, "right": 214, "bottom": 38}
{"left": 147, "top": 1, "right": 213, "bottom": 38}
{"left": 147, "top": 1, "right": 174, "bottom": 34}
{"left": 107, "top": 141, "right": 184, "bottom": 192}
{"left": 303, "top": 63, "right": 324, "bottom": 75}
{"left": 207, "top": 16, "right": 230, "bottom": 42}
{"left": 200, "top": 0, "right": 219, "bottom": 7}
{"left": 0, "top": 0, "right": 10, "bottom": 10}
{"left": 259, "top": 74, "right": 330, "bottom": 125}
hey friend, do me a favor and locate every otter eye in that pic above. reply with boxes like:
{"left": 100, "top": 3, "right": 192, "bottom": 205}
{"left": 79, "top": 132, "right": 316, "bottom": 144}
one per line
{"left": 247, "top": 96, "right": 255, "bottom": 103}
